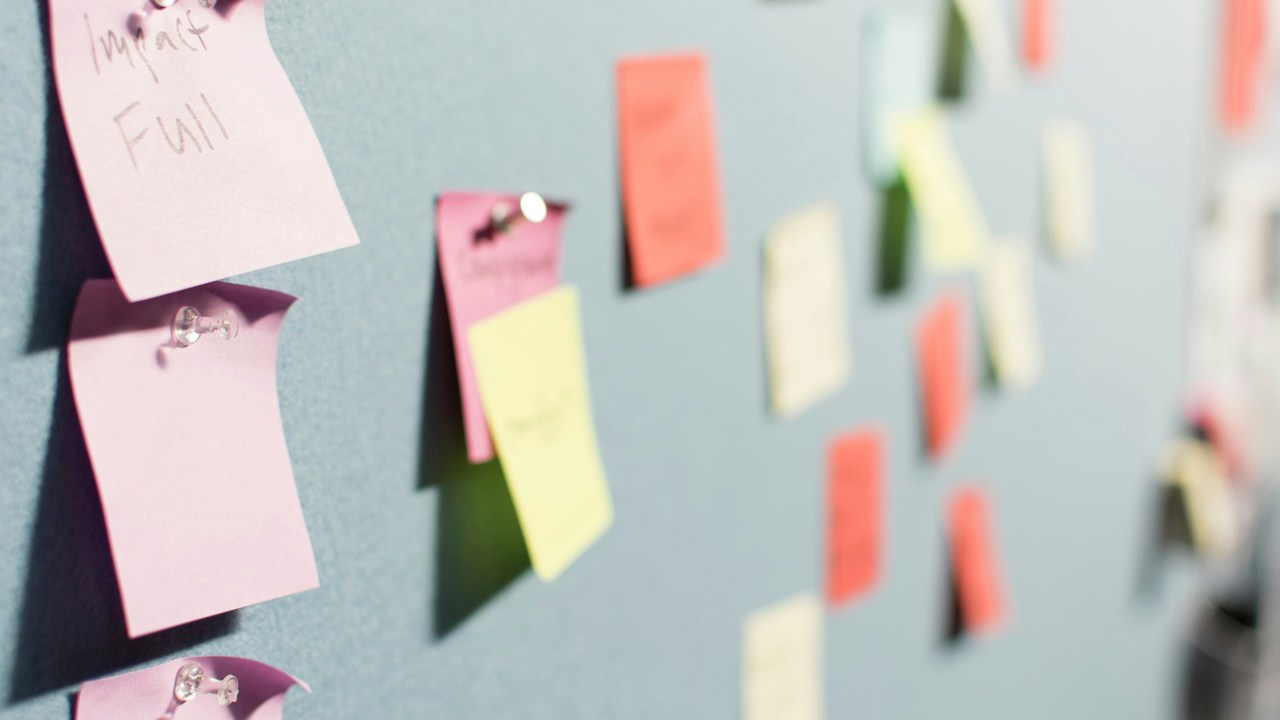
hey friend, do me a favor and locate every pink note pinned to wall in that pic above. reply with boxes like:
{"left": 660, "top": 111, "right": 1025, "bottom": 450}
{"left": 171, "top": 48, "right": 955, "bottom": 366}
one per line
{"left": 76, "top": 656, "right": 309, "bottom": 720}
{"left": 68, "top": 279, "right": 318, "bottom": 637}
{"left": 437, "top": 192, "right": 566, "bottom": 464}
{"left": 49, "top": 0, "right": 359, "bottom": 301}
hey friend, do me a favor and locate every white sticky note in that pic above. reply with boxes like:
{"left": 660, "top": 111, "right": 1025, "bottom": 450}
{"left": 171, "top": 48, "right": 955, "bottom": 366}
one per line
{"left": 953, "top": 0, "right": 1020, "bottom": 91}
{"left": 742, "top": 594, "right": 824, "bottom": 720}
{"left": 763, "top": 203, "right": 853, "bottom": 418}
{"left": 979, "top": 238, "right": 1043, "bottom": 389}
{"left": 1043, "top": 119, "right": 1095, "bottom": 262}
{"left": 861, "top": 8, "right": 931, "bottom": 187}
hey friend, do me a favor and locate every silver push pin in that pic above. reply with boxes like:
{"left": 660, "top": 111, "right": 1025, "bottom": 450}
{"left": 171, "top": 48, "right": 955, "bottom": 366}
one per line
{"left": 172, "top": 306, "right": 239, "bottom": 348}
{"left": 489, "top": 192, "right": 548, "bottom": 235}
{"left": 156, "top": 663, "right": 239, "bottom": 719}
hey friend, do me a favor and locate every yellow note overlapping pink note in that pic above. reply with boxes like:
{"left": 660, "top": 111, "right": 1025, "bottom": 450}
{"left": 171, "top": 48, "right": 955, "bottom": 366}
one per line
{"left": 68, "top": 280, "right": 317, "bottom": 637}
{"left": 436, "top": 192, "right": 566, "bottom": 464}
{"left": 50, "top": 0, "right": 359, "bottom": 301}
{"left": 469, "top": 286, "right": 613, "bottom": 581}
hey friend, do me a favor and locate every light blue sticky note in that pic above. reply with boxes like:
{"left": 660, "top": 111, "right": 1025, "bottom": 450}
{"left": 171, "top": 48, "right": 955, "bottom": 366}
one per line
{"left": 861, "top": 9, "right": 932, "bottom": 188}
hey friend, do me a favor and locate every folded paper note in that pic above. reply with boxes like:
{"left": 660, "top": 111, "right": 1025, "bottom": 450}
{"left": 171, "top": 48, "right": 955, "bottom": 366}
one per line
{"left": 1042, "top": 119, "right": 1095, "bottom": 262}
{"left": 979, "top": 238, "right": 1042, "bottom": 390}
{"left": 617, "top": 52, "right": 725, "bottom": 288}
{"left": 763, "top": 202, "right": 852, "bottom": 418}
{"left": 918, "top": 289, "right": 972, "bottom": 459}
{"left": 76, "top": 656, "right": 308, "bottom": 719}
{"left": 469, "top": 286, "right": 613, "bottom": 581}
{"left": 862, "top": 9, "right": 931, "bottom": 187}
{"left": 826, "top": 429, "right": 883, "bottom": 607}
{"left": 952, "top": 0, "right": 1020, "bottom": 91}
{"left": 437, "top": 192, "right": 565, "bottom": 463}
{"left": 742, "top": 593, "right": 823, "bottom": 720}
{"left": 947, "top": 486, "right": 1008, "bottom": 634}
{"left": 49, "top": 0, "right": 359, "bottom": 301}
{"left": 1022, "top": 0, "right": 1053, "bottom": 71}
{"left": 68, "top": 280, "right": 318, "bottom": 637}
{"left": 897, "top": 109, "right": 988, "bottom": 270}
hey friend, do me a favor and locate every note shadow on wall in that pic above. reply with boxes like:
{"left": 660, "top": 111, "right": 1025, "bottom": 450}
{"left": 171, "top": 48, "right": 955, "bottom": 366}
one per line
{"left": 418, "top": 262, "right": 530, "bottom": 640}
{"left": 617, "top": 190, "right": 636, "bottom": 292}
{"left": 875, "top": 179, "right": 913, "bottom": 297}
{"left": 26, "top": 0, "right": 110, "bottom": 356}
{"left": 6, "top": 354, "right": 237, "bottom": 706}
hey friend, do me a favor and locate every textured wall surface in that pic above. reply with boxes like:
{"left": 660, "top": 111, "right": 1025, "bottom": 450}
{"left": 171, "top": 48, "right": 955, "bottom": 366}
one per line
{"left": 1, "top": 1, "right": 1206, "bottom": 717}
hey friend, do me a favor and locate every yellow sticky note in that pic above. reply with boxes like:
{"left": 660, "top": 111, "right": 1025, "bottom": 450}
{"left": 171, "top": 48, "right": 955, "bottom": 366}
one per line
{"left": 742, "top": 594, "right": 824, "bottom": 720}
{"left": 1163, "top": 439, "right": 1238, "bottom": 559}
{"left": 1043, "top": 119, "right": 1095, "bottom": 262}
{"left": 979, "top": 238, "right": 1042, "bottom": 390}
{"left": 764, "top": 202, "right": 853, "bottom": 418}
{"left": 896, "top": 108, "right": 989, "bottom": 271}
{"left": 469, "top": 286, "right": 614, "bottom": 581}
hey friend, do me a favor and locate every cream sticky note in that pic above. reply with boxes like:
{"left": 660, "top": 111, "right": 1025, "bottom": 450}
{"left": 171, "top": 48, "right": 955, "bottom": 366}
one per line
{"left": 896, "top": 108, "right": 989, "bottom": 271}
{"left": 1162, "top": 439, "right": 1239, "bottom": 558}
{"left": 469, "top": 286, "right": 613, "bottom": 581}
{"left": 742, "top": 593, "right": 823, "bottom": 720}
{"left": 1042, "top": 118, "right": 1095, "bottom": 262}
{"left": 952, "top": 0, "right": 1020, "bottom": 91}
{"left": 979, "top": 238, "right": 1042, "bottom": 390}
{"left": 861, "top": 9, "right": 931, "bottom": 187}
{"left": 68, "top": 280, "right": 318, "bottom": 637}
{"left": 49, "top": 0, "right": 359, "bottom": 301}
{"left": 77, "top": 656, "right": 309, "bottom": 720}
{"left": 764, "top": 202, "right": 852, "bottom": 419}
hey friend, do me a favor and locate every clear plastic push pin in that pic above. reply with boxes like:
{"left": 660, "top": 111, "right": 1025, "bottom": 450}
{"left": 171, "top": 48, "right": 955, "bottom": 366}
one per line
{"left": 489, "top": 192, "right": 548, "bottom": 235}
{"left": 157, "top": 663, "right": 239, "bottom": 718}
{"left": 172, "top": 306, "right": 239, "bottom": 348}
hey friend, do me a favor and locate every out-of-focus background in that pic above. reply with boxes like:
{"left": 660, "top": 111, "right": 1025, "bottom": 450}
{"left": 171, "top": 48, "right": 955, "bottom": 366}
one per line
{"left": 0, "top": 0, "right": 1268, "bottom": 717}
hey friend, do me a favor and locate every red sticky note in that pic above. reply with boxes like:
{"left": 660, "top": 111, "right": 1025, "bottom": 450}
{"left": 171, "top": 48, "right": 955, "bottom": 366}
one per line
{"left": 1022, "top": 0, "right": 1052, "bottom": 71}
{"left": 948, "top": 486, "right": 1008, "bottom": 634}
{"left": 826, "top": 429, "right": 884, "bottom": 607}
{"left": 1221, "top": 0, "right": 1266, "bottom": 132}
{"left": 918, "top": 289, "right": 971, "bottom": 459}
{"left": 617, "top": 53, "right": 725, "bottom": 288}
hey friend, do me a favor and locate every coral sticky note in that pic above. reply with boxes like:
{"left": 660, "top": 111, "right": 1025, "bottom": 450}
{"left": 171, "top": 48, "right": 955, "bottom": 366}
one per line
{"left": 1022, "top": 0, "right": 1053, "bottom": 71}
{"left": 826, "top": 430, "right": 883, "bottom": 607}
{"left": 1042, "top": 119, "right": 1095, "bottom": 263}
{"left": 469, "top": 287, "right": 613, "bottom": 581}
{"left": 862, "top": 8, "right": 931, "bottom": 187}
{"left": 77, "top": 656, "right": 308, "bottom": 720}
{"left": 68, "top": 280, "right": 318, "bottom": 637}
{"left": 1221, "top": 0, "right": 1266, "bottom": 131}
{"left": 947, "top": 486, "right": 1008, "bottom": 634}
{"left": 437, "top": 192, "right": 565, "bottom": 463}
{"left": 617, "top": 53, "right": 725, "bottom": 288}
{"left": 918, "top": 289, "right": 972, "bottom": 459}
{"left": 979, "top": 238, "right": 1042, "bottom": 390}
{"left": 763, "top": 203, "right": 852, "bottom": 419}
{"left": 49, "top": 0, "right": 359, "bottom": 301}
{"left": 896, "top": 109, "right": 988, "bottom": 271}
{"left": 742, "top": 594, "right": 823, "bottom": 720}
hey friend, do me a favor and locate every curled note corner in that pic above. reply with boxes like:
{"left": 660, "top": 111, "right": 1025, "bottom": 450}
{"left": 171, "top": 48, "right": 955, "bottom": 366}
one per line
{"left": 75, "top": 655, "right": 310, "bottom": 720}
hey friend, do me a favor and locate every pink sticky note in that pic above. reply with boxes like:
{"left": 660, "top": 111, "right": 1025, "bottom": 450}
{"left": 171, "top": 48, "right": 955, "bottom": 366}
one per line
{"left": 68, "top": 280, "right": 318, "bottom": 637}
{"left": 76, "top": 656, "right": 309, "bottom": 720}
{"left": 49, "top": 0, "right": 359, "bottom": 301}
{"left": 436, "top": 192, "right": 565, "bottom": 463}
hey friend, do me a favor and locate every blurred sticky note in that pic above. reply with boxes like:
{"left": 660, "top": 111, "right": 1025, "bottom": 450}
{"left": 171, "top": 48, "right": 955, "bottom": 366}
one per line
{"left": 826, "top": 429, "right": 883, "bottom": 607}
{"left": 437, "top": 192, "right": 566, "bottom": 464}
{"left": 947, "top": 486, "right": 1008, "bottom": 634}
{"left": 1022, "top": 0, "right": 1053, "bottom": 71}
{"left": 1042, "top": 119, "right": 1095, "bottom": 262}
{"left": 917, "top": 289, "right": 971, "bottom": 459}
{"left": 952, "top": 0, "right": 1020, "bottom": 90}
{"left": 469, "top": 286, "right": 613, "bottom": 581}
{"left": 896, "top": 109, "right": 988, "bottom": 271}
{"left": 742, "top": 594, "right": 823, "bottom": 720}
{"left": 1162, "top": 439, "right": 1239, "bottom": 558}
{"left": 49, "top": 0, "right": 359, "bottom": 301}
{"left": 862, "top": 9, "right": 931, "bottom": 187}
{"left": 979, "top": 238, "right": 1042, "bottom": 390}
{"left": 68, "top": 280, "right": 318, "bottom": 637}
{"left": 617, "top": 52, "right": 725, "bottom": 288}
{"left": 764, "top": 203, "right": 852, "bottom": 418}
{"left": 1221, "top": 0, "right": 1266, "bottom": 131}
{"left": 77, "top": 656, "right": 308, "bottom": 719}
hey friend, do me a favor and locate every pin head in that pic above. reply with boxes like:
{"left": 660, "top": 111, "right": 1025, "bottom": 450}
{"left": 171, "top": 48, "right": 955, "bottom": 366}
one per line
{"left": 174, "top": 663, "right": 205, "bottom": 703}
{"left": 518, "top": 192, "right": 548, "bottom": 224}
{"left": 489, "top": 192, "right": 548, "bottom": 235}
{"left": 216, "top": 675, "right": 239, "bottom": 706}
{"left": 173, "top": 306, "right": 239, "bottom": 348}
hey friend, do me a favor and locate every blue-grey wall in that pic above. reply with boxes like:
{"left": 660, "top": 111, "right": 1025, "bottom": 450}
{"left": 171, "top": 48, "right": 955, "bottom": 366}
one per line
{"left": 1, "top": 1, "right": 1205, "bottom": 717}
